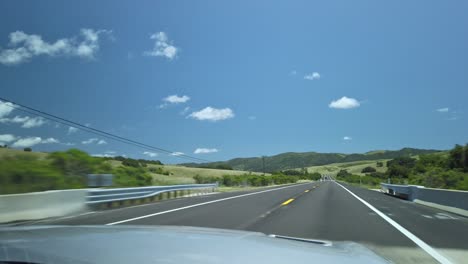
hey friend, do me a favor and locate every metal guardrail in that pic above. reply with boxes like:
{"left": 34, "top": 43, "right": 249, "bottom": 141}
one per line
{"left": 87, "top": 183, "right": 218, "bottom": 205}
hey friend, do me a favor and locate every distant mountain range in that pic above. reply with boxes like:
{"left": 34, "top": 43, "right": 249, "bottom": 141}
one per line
{"left": 181, "top": 148, "right": 442, "bottom": 172}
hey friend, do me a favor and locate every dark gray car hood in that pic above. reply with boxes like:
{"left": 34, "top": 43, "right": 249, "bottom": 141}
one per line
{"left": 0, "top": 225, "right": 389, "bottom": 264}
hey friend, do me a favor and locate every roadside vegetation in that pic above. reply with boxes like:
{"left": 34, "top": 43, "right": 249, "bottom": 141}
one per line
{"left": 0, "top": 149, "right": 156, "bottom": 194}
{"left": 336, "top": 144, "right": 468, "bottom": 190}
{"left": 2, "top": 144, "right": 466, "bottom": 194}
{"left": 193, "top": 170, "right": 320, "bottom": 187}
{"left": 0, "top": 148, "right": 283, "bottom": 194}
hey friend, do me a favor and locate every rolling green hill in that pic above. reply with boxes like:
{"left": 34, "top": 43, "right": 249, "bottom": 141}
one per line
{"left": 306, "top": 159, "right": 389, "bottom": 176}
{"left": 182, "top": 148, "right": 442, "bottom": 172}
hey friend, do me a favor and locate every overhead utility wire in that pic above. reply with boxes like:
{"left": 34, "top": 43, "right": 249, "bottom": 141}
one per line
{"left": 0, "top": 96, "right": 211, "bottom": 163}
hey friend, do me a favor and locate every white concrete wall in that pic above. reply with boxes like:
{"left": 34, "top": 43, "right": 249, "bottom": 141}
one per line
{"left": 0, "top": 189, "right": 88, "bottom": 223}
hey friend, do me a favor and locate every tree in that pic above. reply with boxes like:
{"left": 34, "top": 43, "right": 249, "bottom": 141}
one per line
{"left": 23, "top": 147, "right": 32, "bottom": 152}
{"left": 387, "top": 164, "right": 411, "bottom": 178}
{"left": 376, "top": 161, "right": 384, "bottom": 167}
{"left": 337, "top": 169, "right": 351, "bottom": 178}
{"left": 418, "top": 154, "right": 446, "bottom": 168}
{"left": 122, "top": 159, "right": 140, "bottom": 168}
{"left": 448, "top": 144, "right": 464, "bottom": 169}
{"left": 361, "top": 166, "right": 377, "bottom": 173}
{"left": 282, "top": 170, "right": 302, "bottom": 176}
{"left": 387, "top": 157, "right": 416, "bottom": 168}
{"left": 214, "top": 164, "right": 233, "bottom": 170}
{"left": 370, "top": 172, "right": 386, "bottom": 179}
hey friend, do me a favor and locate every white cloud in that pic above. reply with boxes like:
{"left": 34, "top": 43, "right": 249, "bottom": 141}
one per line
{"left": 81, "top": 138, "right": 106, "bottom": 145}
{"left": 82, "top": 138, "right": 98, "bottom": 144}
{"left": 0, "top": 101, "right": 15, "bottom": 118}
{"left": 194, "top": 148, "right": 218, "bottom": 154}
{"left": 343, "top": 136, "right": 352, "bottom": 141}
{"left": 160, "top": 95, "right": 190, "bottom": 109}
{"left": 105, "top": 150, "right": 116, "bottom": 154}
{"left": 248, "top": 116, "right": 257, "bottom": 120}
{"left": 92, "top": 153, "right": 115, "bottom": 158}
{"left": 304, "top": 72, "right": 320, "bottom": 80}
{"left": 68, "top": 126, "right": 78, "bottom": 134}
{"left": 0, "top": 115, "right": 47, "bottom": 128}
{"left": 63, "top": 142, "right": 76, "bottom": 146}
{"left": 41, "top": 137, "right": 59, "bottom": 144}
{"left": 143, "top": 151, "right": 158, "bottom": 157}
{"left": 188, "top": 107, "right": 235, "bottom": 121}
{"left": 180, "top": 106, "right": 191, "bottom": 115}
{"left": 329, "top": 96, "right": 360, "bottom": 109}
{"left": 436, "top": 107, "right": 449, "bottom": 113}
{"left": 11, "top": 137, "right": 42, "bottom": 148}
{"left": 290, "top": 70, "right": 297, "bottom": 75}
{"left": 9, "top": 136, "right": 59, "bottom": 148}
{"left": 21, "top": 116, "right": 46, "bottom": 128}
{"left": 171, "top": 152, "right": 184, "bottom": 156}
{"left": 0, "top": 134, "right": 16, "bottom": 143}
{"left": 164, "top": 95, "right": 190, "bottom": 104}
{"left": 144, "top": 32, "right": 178, "bottom": 60}
{"left": 0, "top": 29, "right": 112, "bottom": 66}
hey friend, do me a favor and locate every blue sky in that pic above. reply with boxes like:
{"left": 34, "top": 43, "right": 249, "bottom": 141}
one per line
{"left": 0, "top": 0, "right": 467, "bottom": 163}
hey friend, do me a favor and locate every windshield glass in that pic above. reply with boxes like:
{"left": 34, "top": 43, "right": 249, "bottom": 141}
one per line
{"left": 1, "top": 1, "right": 467, "bottom": 264}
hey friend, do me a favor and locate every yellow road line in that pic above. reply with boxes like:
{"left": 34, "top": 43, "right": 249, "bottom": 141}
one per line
{"left": 305, "top": 190, "right": 310, "bottom": 192}
{"left": 281, "top": 198, "right": 295, "bottom": 205}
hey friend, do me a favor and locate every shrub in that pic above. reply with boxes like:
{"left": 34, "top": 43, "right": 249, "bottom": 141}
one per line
{"left": 361, "top": 166, "right": 377, "bottom": 173}
{"left": 122, "top": 159, "right": 140, "bottom": 168}
{"left": 113, "top": 166, "right": 152, "bottom": 187}
{"left": 193, "top": 175, "right": 219, "bottom": 184}
{"left": 337, "top": 169, "right": 351, "bottom": 178}
{"left": 0, "top": 154, "right": 65, "bottom": 194}
{"left": 23, "top": 147, "right": 32, "bottom": 152}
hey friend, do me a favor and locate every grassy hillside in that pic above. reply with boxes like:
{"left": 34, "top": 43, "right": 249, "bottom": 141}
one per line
{"left": 182, "top": 148, "right": 442, "bottom": 172}
{"left": 0, "top": 147, "right": 48, "bottom": 159}
{"left": 305, "top": 159, "right": 389, "bottom": 176}
{"left": 106, "top": 159, "right": 265, "bottom": 185}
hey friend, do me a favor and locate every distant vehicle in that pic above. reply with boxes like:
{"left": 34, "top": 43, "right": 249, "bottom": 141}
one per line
{"left": 0, "top": 225, "right": 389, "bottom": 264}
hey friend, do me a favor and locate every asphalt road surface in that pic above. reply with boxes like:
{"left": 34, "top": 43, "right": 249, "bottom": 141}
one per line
{"left": 29, "top": 181, "right": 468, "bottom": 264}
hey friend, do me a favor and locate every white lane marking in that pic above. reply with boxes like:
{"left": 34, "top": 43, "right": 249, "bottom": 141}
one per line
{"left": 106, "top": 183, "right": 313, "bottom": 226}
{"left": 435, "top": 213, "right": 458, "bottom": 220}
{"left": 335, "top": 182, "right": 453, "bottom": 264}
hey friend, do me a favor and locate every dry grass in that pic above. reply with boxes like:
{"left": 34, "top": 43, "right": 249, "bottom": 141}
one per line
{"left": 0, "top": 148, "right": 48, "bottom": 160}
{"left": 105, "top": 160, "right": 262, "bottom": 185}
{"left": 306, "top": 159, "right": 389, "bottom": 176}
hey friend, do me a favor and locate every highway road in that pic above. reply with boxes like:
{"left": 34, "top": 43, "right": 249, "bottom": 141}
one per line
{"left": 30, "top": 181, "right": 468, "bottom": 264}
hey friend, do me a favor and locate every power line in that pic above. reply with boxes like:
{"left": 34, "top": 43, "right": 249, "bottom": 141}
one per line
{"left": 0, "top": 96, "right": 211, "bottom": 163}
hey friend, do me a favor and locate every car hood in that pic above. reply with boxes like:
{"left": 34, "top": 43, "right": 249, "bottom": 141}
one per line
{"left": 0, "top": 225, "right": 390, "bottom": 264}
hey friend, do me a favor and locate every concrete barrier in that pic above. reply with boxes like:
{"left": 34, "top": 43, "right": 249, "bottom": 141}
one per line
{"left": 413, "top": 187, "right": 468, "bottom": 217}
{"left": 381, "top": 183, "right": 468, "bottom": 217}
{"left": 0, "top": 189, "right": 88, "bottom": 223}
